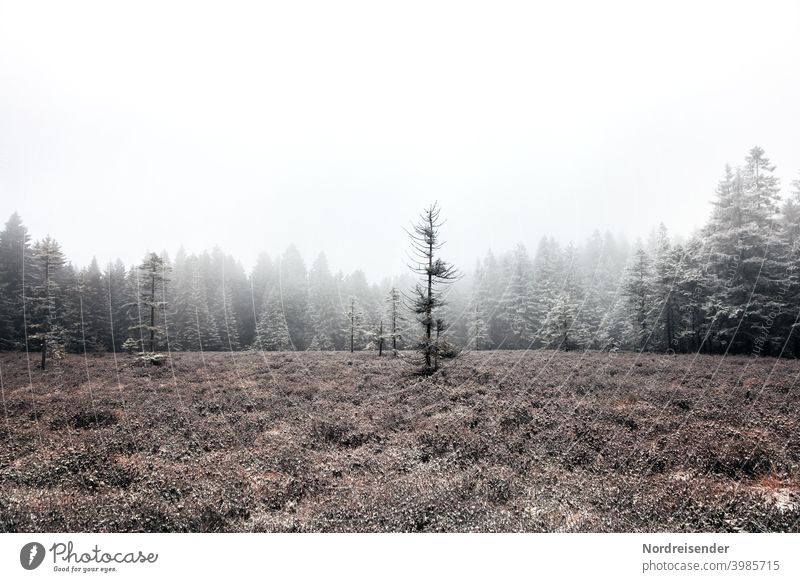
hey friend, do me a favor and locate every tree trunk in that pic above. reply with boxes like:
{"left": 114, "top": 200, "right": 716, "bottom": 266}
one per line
{"left": 41, "top": 256, "right": 49, "bottom": 370}
{"left": 149, "top": 271, "right": 155, "bottom": 352}
{"left": 391, "top": 304, "right": 397, "bottom": 352}
{"left": 350, "top": 299, "right": 354, "bottom": 353}
{"left": 426, "top": 215, "right": 433, "bottom": 369}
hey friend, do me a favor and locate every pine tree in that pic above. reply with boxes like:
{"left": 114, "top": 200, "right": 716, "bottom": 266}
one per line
{"left": 580, "top": 231, "right": 627, "bottom": 350}
{"left": 366, "top": 320, "right": 387, "bottom": 355}
{"left": 672, "top": 238, "right": 710, "bottom": 353}
{"left": 622, "top": 244, "right": 655, "bottom": 350}
{"left": 28, "top": 236, "right": 67, "bottom": 368}
{"left": 344, "top": 297, "right": 366, "bottom": 352}
{"left": 467, "top": 294, "right": 490, "bottom": 350}
{"left": 194, "top": 251, "right": 224, "bottom": 350}
{"left": 385, "top": 286, "right": 405, "bottom": 354}
{"left": 220, "top": 260, "right": 241, "bottom": 351}
{"left": 406, "top": 203, "right": 459, "bottom": 374}
{"left": 540, "top": 291, "right": 578, "bottom": 350}
{"left": 501, "top": 244, "right": 534, "bottom": 348}
{"left": 772, "top": 172, "right": 800, "bottom": 356}
{"left": 650, "top": 224, "right": 680, "bottom": 351}
{"left": 476, "top": 250, "right": 503, "bottom": 348}
{"left": 0, "top": 212, "right": 31, "bottom": 350}
{"left": 279, "top": 245, "right": 309, "bottom": 350}
{"left": 133, "top": 252, "right": 170, "bottom": 352}
{"left": 254, "top": 290, "right": 292, "bottom": 350}
{"left": 250, "top": 252, "right": 275, "bottom": 327}
{"left": 702, "top": 149, "right": 782, "bottom": 354}
{"left": 76, "top": 258, "right": 111, "bottom": 351}
{"left": 306, "top": 253, "right": 340, "bottom": 351}
{"left": 530, "top": 237, "right": 563, "bottom": 346}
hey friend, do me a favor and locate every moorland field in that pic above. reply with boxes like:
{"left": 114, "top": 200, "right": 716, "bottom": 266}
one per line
{"left": 0, "top": 350, "right": 798, "bottom": 532}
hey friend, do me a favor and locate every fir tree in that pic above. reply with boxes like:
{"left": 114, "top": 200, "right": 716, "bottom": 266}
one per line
{"left": 0, "top": 212, "right": 31, "bottom": 349}
{"left": 385, "top": 286, "right": 405, "bottom": 354}
{"left": 133, "top": 252, "right": 170, "bottom": 352}
{"left": 344, "top": 297, "right": 366, "bottom": 352}
{"left": 28, "top": 236, "right": 67, "bottom": 368}
{"left": 406, "top": 203, "right": 459, "bottom": 374}
{"left": 501, "top": 244, "right": 534, "bottom": 348}
{"left": 254, "top": 290, "right": 292, "bottom": 351}
{"left": 622, "top": 245, "right": 655, "bottom": 350}
{"left": 306, "top": 253, "right": 340, "bottom": 351}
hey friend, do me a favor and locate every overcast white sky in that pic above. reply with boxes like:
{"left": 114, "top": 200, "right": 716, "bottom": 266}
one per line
{"left": 1, "top": 0, "right": 799, "bottom": 281}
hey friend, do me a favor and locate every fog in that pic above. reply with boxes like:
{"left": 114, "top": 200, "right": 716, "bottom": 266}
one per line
{"left": 1, "top": 0, "right": 799, "bottom": 280}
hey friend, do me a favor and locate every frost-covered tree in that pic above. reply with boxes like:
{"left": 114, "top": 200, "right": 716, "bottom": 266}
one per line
{"left": 406, "top": 203, "right": 459, "bottom": 374}
{"left": 622, "top": 244, "right": 655, "bottom": 350}
{"left": 306, "top": 253, "right": 341, "bottom": 351}
{"left": 133, "top": 252, "right": 170, "bottom": 352}
{"left": 530, "top": 237, "right": 564, "bottom": 345}
{"left": 0, "top": 212, "right": 31, "bottom": 349}
{"left": 28, "top": 236, "right": 67, "bottom": 368}
{"left": 540, "top": 291, "right": 579, "bottom": 350}
{"left": 649, "top": 224, "right": 681, "bottom": 351}
{"left": 580, "top": 231, "right": 627, "bottom": 350}
{"left": 771, "top": 172, "right": 800, "bottom": 357}
{"left": 466, "top": 269, "right": 490, "bottom": 351}
{"left": 366, "top": 320, "right": 387, "bottom": 355}
{"left": 500, "top": 244, "right": 534, "bottom": 348}
{"left": 73, "top": 258, "right": 111, "bottom": 352}
{"left": 278, "top": 245, "right": 309, "bottom": 350}
{"left": 671, "top": 238, "right": 710, "bottom": 353}
{"left": 254, "top": 290, "right": 292, "bottom": 351}
{"left": 476, "top": 250, "right": 504, "bottom": 348}
{"left": 344, "top": 297, "right": 366, "bottom": 352}
{"left": 385, "top": 286, "right": 405, "bottom": 354}
{"left": 170, "top": 253, "right": 222, "bottom": 351}
{"left": 702, "top": 149, "right": 783, "bottom": 354}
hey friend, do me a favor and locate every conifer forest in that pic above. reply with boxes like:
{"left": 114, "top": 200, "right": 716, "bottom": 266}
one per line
{"left": 2, "top": 147, "right": 799, "bottom": 362}
{"left": 1, "top": 146, "right": 800, "bottom": 533}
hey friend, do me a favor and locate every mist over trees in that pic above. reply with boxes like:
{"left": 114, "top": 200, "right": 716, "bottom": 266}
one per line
{"left": 2, "top": 146, "right": 800, "bottom": 362}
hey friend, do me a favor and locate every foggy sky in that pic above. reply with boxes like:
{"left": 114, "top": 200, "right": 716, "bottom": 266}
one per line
{"left": 1, "top": 0, "right": 799, "bottom": 281}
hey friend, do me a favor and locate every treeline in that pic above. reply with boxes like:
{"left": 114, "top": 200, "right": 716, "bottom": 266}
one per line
{"left": 0, "top": 234, "right": 405, "bottom": 359}
{"left": 1, "top": 146, "right": 798, "bottom": 361}
{"left": 461, "top": 146, "right": 800, "bottom": 356}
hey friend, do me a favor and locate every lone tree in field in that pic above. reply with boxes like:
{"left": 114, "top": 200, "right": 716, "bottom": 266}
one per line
{"left": 134, "top": 252, "right": 170, "bottom": 352}
{"left": 406, "top": 203, "right": 459, "bottom": 374}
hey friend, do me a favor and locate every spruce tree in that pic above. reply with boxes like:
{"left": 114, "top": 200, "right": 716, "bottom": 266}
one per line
{"left": 622, "top": 245, "right": 655, "bottom": 350}
{"left": 406, "top": 203, "right": 459, "bottom": 374}
{"left": 254, "top": 290, "right": 292, "bottom": 351}
{"left": 385, "top": 286, "right": 405, "bottom": 354}
{"left": 344, "top": 297, "right": 366, "bottom": 352}
{"left": 306, "top": 253, "right": 339, "bottom": 351}
{"left": 28, "top": 236, "right": 67, "bottom": 368}
{"left": 501, "top": 244, "right": 534, "bottom": 348}
{"left": 0, "top": 212, "right": 31, "bottom": 350}
{"left": 133, "top": 252, "right": 170, "bottom": 352}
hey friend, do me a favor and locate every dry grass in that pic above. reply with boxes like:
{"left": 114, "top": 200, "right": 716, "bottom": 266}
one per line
{"left": 0, "top": 350, "right": 798, "bottom": 532}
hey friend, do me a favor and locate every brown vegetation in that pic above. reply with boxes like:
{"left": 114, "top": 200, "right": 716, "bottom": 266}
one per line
{"left": 0, "top": 350, "right": 798, "bottom": 532}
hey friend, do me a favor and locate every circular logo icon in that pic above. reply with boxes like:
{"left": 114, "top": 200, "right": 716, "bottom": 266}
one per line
{"left": 20, "top": 542, "right": 46, "bottom": 570}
